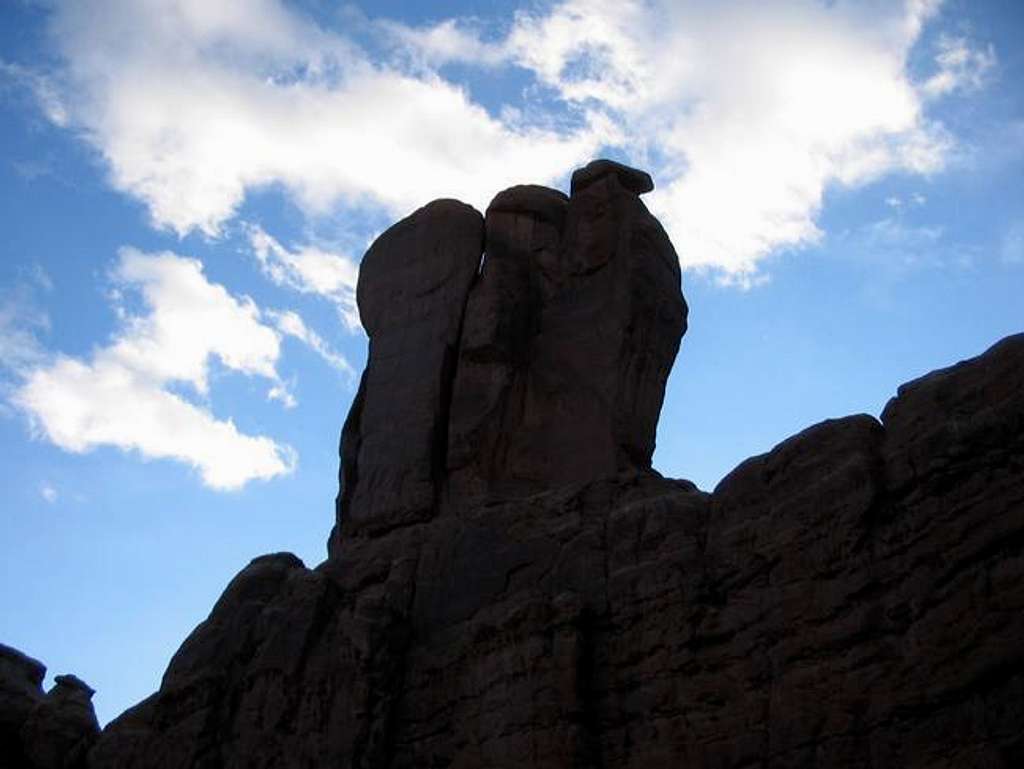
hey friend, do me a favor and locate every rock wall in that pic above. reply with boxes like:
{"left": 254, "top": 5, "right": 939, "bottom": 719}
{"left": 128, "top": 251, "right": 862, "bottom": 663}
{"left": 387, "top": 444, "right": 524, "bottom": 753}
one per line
{"left": 6, "top": 159, "right": 1022, "bottom": 768}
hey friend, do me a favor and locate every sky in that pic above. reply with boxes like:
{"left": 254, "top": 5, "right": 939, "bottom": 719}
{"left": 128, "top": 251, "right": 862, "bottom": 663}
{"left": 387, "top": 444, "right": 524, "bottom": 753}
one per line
{"left": 0, "top": 0, "right": 1021, "bottom": 726}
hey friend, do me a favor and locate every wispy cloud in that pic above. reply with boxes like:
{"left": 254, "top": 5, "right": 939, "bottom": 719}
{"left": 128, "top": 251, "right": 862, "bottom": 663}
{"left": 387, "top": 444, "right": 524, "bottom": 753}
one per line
{"left": 12, "top": 249, "right": 297, "bottom": 490}
{"left": 0, "top": 266, "right": 53, "bottom": 389}
{"left": 40, "top": 483, "right": 58, "bottom": 504}
{"left": 247, "top": 225, "right": 361, "bottom": 332}
{"left": 267, "top": 308, "right": 355, "bottom": 379}
{"left": 1002, "top": 220, "right": 1024, "bottom": 266}
{"left": 0, "top": 61, "right": 68, "bottom": 126}
{"left": 921, "top": 33, "right": 996, "bottom": 99}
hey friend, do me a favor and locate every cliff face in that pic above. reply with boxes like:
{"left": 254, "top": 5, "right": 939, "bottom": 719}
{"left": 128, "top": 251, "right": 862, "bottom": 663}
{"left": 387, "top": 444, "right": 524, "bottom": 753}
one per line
{"left": 6, "top": 160, "right": 1023, "bottom": 768}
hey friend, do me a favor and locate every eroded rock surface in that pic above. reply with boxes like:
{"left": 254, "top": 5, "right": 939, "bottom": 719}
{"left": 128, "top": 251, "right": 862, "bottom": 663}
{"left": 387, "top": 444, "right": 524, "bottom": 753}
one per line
{"left": 447, "top": 170, "right": 686, "bottom": 499}
{"left": 0, "top": 643, "right": 99, "bottom": 769}
{"left": 330, "top": 199, "right": 484, "bottom": 546}
{"left": 24, "top": 159, "right": 1023, "bottom": 768}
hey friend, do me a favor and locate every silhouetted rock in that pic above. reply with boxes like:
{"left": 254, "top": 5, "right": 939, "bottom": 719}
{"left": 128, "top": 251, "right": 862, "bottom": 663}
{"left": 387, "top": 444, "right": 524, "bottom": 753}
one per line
{"left": 570, "top": 158, "right": 654, "bottom": 196}
{"left": 77, "top": 160, "right": 1024, "bottom": 767}
{"left": 447, "top": 169, "right": 686, "bottom": 500}
{"left": 0, "top": 643, "right": 98, "bottom": 769}
{"left": 330, "top": 198, "right": 484, "bottom": 547}
{"left": 1, "top": 643, "right": 46, "bottom": 766}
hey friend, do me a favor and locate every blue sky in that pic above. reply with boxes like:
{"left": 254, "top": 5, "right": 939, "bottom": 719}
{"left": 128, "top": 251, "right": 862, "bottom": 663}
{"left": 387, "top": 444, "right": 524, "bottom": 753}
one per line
{"left": 1, "top": 0, "right": 1021, "bottom": 725}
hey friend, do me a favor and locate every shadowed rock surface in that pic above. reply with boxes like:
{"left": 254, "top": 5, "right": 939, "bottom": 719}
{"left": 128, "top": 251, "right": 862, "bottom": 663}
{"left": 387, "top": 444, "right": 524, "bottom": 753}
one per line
{"left": 0, "top": 643, "right": 99, "bottom": 769}
{"left": 6, "top": 160, "right": 1023, "bottom": 768}
{"left": 330, "top": 198, "right": 484, "bottom": 547}
{"left": 446, "top": 171, "right": 686, "bottom": 501}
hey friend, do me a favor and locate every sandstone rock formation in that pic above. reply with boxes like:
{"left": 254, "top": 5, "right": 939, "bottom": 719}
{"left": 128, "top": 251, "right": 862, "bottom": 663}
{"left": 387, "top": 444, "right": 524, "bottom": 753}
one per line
{"left": 0, "top": 643, "right": 99, "bottom": 769}
{"left": 330, "top": 198, "right": 484, "bottom": 545}
{"left": 446, "top": 166, "right": 685, "bottom": 501}
{"left": 5, "top": 159, "right": 1023, "bottom": 768}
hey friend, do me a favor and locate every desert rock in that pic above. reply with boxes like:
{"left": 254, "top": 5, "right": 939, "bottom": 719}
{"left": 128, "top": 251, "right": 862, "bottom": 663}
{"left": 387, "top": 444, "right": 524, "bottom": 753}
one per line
{"left": 15, "top": 160, "right": 1022, "bottom": 768}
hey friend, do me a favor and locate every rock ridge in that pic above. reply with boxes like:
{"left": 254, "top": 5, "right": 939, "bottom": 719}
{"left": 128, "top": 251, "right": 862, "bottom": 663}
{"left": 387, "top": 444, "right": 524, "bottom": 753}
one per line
{"left": 5, "top": 159, "right": 1023, "bottom": 768}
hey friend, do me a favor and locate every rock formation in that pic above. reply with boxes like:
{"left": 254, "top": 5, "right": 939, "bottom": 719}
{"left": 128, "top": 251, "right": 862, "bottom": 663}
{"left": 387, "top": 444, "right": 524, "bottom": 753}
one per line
{"left": 0, "top": 643, "right": 99, "bottom": 769}
{"left": 329, "top": 198, "right": 484, "bottom": 544}
{"left": 4, "top": 159, "right": 1023, "bottom": 767}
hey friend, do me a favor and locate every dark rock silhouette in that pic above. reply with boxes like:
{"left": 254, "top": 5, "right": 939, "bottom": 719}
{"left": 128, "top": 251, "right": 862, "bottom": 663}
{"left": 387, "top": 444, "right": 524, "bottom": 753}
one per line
{"left": 5, "top": 160, "right": 1023, "bottom": 767}
{"left": 330, "top": 198, "right": 484, "bottom": 545}
{"left": 447, "top": 170, "right": 685, "bottom": 501}
{"left": 0, "top": 643, "right": 99, "bottom": 769}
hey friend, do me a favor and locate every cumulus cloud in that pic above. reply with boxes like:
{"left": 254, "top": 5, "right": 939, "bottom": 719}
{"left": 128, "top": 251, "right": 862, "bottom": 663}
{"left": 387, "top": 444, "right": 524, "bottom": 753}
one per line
{"left": 31, "top": 0, "right": 993, "bottom": 282}
{"left": 13, "top": 249, "right": 296, "bottom": 490}
{"left": 40, "top": 483, "right": 58, "bottom": 504}
{"left": 248, "top": 225, "right": 361, "bottom": 332}
{"left": 499, "top": 0, "right": 977, "bottom": 281}
{"left": 43, "top": 0, "right": 605, "bottom": 236}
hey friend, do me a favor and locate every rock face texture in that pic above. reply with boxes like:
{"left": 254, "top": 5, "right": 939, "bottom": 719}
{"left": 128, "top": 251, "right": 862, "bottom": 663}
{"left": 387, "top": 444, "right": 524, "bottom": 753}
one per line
{"left": 6, "top": 159, "right": 1022, "bottom": 767}
{"left": 0, "top": 643, "right": 99, "bottom": 769}
{"left": 446, "top": 166, "right": 685, "bottom": 501}
{"left": 330, "top": 199, "right": 484, "bottom": 545}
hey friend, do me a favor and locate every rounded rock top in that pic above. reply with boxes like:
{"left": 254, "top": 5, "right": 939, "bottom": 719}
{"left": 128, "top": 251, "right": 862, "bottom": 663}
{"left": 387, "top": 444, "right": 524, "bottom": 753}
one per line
{"left": 570, "top": 158, "right": 654, "bottom": 196}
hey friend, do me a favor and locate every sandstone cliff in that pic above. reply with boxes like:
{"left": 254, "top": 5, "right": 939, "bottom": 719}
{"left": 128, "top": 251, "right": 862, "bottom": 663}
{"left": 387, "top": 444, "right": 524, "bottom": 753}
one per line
{"left": 4, "top": 160, "right": 1023, "bottom": 768}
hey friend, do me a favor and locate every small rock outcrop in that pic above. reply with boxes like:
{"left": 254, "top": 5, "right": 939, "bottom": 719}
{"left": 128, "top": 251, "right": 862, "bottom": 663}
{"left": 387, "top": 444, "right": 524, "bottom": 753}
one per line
{"left": 6, "top": 159, "right": 1022, "bottom": 768}
{"left": 0, "top": 643, "right": 99, "bottom": 769}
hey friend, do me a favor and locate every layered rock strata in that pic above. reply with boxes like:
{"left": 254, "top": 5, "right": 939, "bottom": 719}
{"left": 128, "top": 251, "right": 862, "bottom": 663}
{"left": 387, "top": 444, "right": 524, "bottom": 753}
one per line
{"left": 6, "top": 160, "right": 1022, "bottom": 768}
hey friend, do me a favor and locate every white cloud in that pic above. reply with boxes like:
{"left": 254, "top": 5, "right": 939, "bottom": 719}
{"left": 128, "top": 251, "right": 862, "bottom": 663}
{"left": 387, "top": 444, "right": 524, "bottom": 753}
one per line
{"left": 0, "top": 61, "right": 68, "bottom": 126}
{"left": 13, "top": 249, "right": 296, "bottom": 490}
{"left": 862, "top": 216, "right": 944, "bottom": 251}
{"left": 32, "top": 0, "right": 992, "bottom": 282}
{"left": 500, "top": 0, "right": 967, "bottom": 281}
{"left": 106, "top": 249, "right": 283, "bottom": 392}
{"left": 40, "top": 484, "right": 58, "bottom": 504}
{"left": 885, "top": 192, "right": 928, "bottom": 210}
{"left": 375, "top": 18, "right": 508, "bottom": 69}
{"left": 267, "top": 308, "right": 355, "bottom": 378}
{"left": 0, "top": 295, "right": 49, "bottom": 375}
{"left": 43, "top": 0, "right": 605, "bottom": 236}
{"left": 248, "top": 225, "right": 362, "bottom": 332}
{"left": 921, "top": 34, "right": 996, "bottom": 99}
